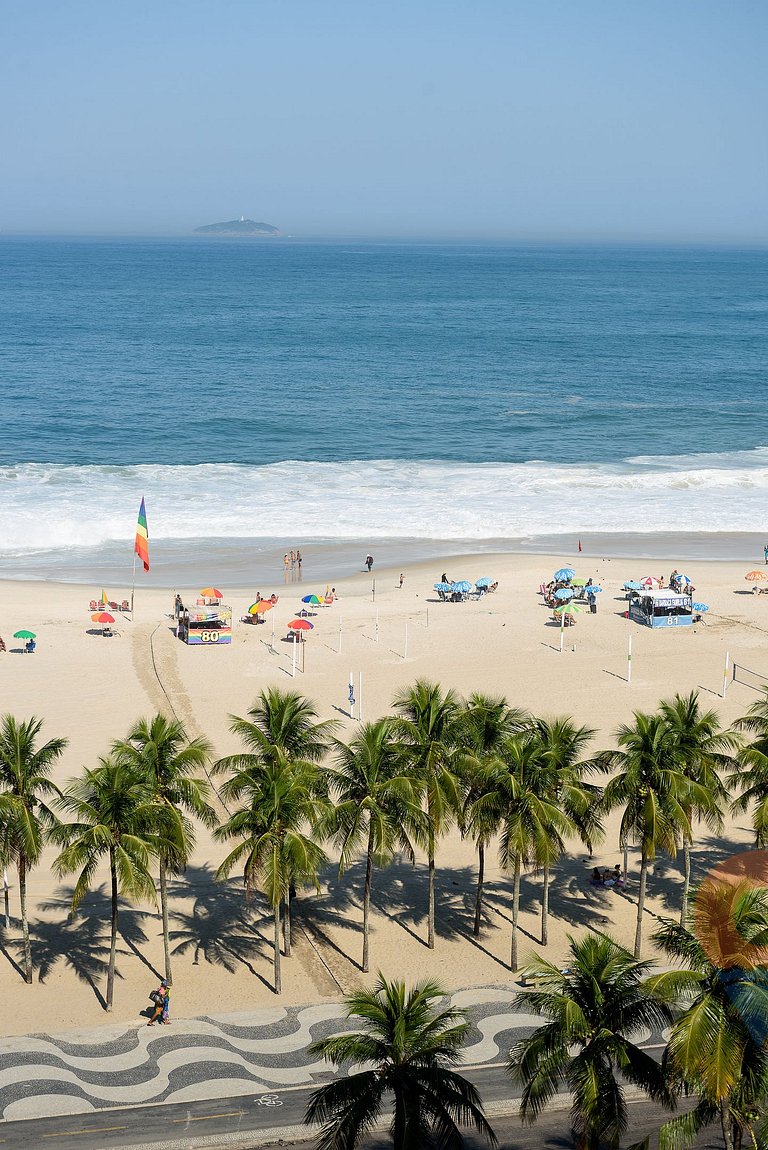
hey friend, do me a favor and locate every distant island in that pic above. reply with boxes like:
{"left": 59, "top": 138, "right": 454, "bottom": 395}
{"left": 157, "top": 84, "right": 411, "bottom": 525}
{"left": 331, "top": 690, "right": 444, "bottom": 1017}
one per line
{"left": 194, "top": 216, "right": 280, "bottom": 237}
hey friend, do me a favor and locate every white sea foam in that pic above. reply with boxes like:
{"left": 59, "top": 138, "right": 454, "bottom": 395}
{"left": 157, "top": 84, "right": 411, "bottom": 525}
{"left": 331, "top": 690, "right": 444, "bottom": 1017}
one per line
{"left": 2, "top": 455, "right": 768, "bottom": 554}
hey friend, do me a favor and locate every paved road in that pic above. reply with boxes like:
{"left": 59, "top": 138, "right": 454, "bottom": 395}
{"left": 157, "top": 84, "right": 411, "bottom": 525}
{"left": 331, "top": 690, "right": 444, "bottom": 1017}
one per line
{"left": 0, "top": 1075, "right": 720, "bottom": 1150}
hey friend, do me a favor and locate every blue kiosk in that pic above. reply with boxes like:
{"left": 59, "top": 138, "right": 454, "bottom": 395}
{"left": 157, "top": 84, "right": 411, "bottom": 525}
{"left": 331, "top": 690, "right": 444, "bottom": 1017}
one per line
{"left": 629, "top": 590, "right": 693, "bottom": 628}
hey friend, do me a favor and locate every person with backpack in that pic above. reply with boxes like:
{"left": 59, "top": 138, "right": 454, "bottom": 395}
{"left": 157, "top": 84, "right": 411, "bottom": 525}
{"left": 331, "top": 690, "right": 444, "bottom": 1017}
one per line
{"left": 147, "top": 979, "right": 171, "bottom": 1025}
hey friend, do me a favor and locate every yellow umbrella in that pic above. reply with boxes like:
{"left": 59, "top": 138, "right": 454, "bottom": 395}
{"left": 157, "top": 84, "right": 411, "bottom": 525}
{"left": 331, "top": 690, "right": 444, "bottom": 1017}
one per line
{"left": 248, "top": 600, "right": 273, "bottom": 615}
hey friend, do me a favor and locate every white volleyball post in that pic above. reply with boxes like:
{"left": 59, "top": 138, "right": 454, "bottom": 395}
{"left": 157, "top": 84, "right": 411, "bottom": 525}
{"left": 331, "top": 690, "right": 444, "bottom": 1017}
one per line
{"left": 559, "top": 613, "right": 565, "bottom": 653}
{"left": 627, "top": 634, "right": 632, "bottom": 684}
{"left": 722, "top": 650, "right": 730, "bottom": 699}
{"left": 372, "top": 580, "right": 376, "bottom": 602}
{"left": 291, "top": 637, "right": 297, "bottom": 678}
{"left": 403, "top": 622, "right": 408, "bottom": 660}
{"left": 338, "top": 615, "right": 343, "bottom": 655}
{"left": 358, "top": 672, "right": 363, "bottom": 722}
{"left": 375, "top": 608, "right": 379, "bottom": 643}
{"left": 349, "top": 671, "right": 355, "bottom": 718}
{"left": 271, "top": 614, "right": 275, "bottom": 652}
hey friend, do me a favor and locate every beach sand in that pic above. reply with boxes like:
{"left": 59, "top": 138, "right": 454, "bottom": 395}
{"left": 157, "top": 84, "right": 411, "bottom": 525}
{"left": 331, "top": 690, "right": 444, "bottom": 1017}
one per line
{"left": 0, "top": 548, "right": 765, "bottom": 1036}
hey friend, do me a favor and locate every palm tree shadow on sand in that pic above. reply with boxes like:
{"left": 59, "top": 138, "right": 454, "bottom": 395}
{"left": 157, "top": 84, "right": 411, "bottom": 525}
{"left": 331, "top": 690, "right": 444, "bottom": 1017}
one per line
{"left": 23, "top": 884, "right": 154, "bottom": 1008}
{"left": 167, "top": 865, "right": 274, "bottom": 992}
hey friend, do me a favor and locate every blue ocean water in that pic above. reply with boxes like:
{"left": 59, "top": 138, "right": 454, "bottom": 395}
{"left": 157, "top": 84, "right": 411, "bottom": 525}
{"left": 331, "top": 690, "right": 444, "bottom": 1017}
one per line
{"left": 1, "top": 238, "right": 768, "bottom": 567}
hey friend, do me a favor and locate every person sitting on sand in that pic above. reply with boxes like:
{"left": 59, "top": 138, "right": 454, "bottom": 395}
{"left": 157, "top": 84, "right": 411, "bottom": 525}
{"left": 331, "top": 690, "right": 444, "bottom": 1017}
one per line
{"left": 590, "top": 867, "right": 603, "bottom": 886}
{"left": 270, "top": 593, "right": 278, "bottom": 604}
{"left": 0, "top": 636, "right": 5, "bottom": 653}
{"left": 613, "top": 864, "right": 624, "bottom": 888}
{"left": 602, "top": 868, "right": 615, "bottom": 888}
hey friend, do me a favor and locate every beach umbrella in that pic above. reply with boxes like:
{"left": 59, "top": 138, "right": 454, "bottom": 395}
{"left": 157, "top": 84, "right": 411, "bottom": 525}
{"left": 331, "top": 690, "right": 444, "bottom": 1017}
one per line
{"left": 451, "top": 581, "right": 472, "bottom": 593}
{"left": 13, "top": 630, "right": 36, "bottom": 640}
{"left": 91, "top": 612, "right": 115, "bottom": 625}
{"left": 745, "top": 571, "right": 768, "bottom": 582}
{"left": 248, "top": 600, "right": 273, "bottom": 615}
{"left": 434, "top": 582, "right": 453, "bottom": 592}
{"left": 584, "top": 585, "right": 603, "bottom": 594}
{"left": 200, "top": 586, "right": 223, "bottom": 598}
{"left": 476, "top": 577, "right": 492, "bottom": 588}
{"left": 623, "top": 581, "right": 643, "bottom": 590}
{"left": 100, "top": 589, "right": 109, "bottom": 605}
{"left": 677, "top": 574, "right": 691, "bottom": 584}
{"left": 641, "top": 576, "right": 660, "bottom": 588}
{"left": 692, "top": 602, "right": 710, "bottom": 613}
{"left": 554, "top": 602, "right": 583, "bottom": 614}
{"left": 554, "top": 568, "right": 575, "bottom": 582}
{"left": 554, "top": 587, "right": 574, "bottom": 600}
{"left": 301, "top": 594, "right": 323, "bottom": 605}
{"left": 571, "top": 578, "right": 587, "bottom": 587}
{"left": 289, "top": 618, "right": 314, "bottom": 632}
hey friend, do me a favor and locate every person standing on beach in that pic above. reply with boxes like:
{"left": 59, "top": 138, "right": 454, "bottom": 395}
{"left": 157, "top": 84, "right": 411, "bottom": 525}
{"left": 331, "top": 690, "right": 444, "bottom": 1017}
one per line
{"left": 764, "top": 543, "right": 768, "bottom": 565}
{"left": 283, "top": 553, "right": 290, "bottom": 573}
{"left": 297, "top": 550, "right": 302, "bottom": 572}
{"left": 365, "top": 554, "right": 374, "bottom": 572}
{"left": 399, "top": 573, "right": 404, "bottom": 588}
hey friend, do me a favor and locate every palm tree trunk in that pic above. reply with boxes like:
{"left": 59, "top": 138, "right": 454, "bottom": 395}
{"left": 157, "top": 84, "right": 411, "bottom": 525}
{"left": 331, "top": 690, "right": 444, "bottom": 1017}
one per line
{"left": 18, "top": 856, "right": 32, "bottom": 984}
{"left": 159, "top": 857, "right": 172, "bottom": 984}
{"left": 473, "top": 842, "right": 485, "bottom": 938}
{"left": 511, "top": 855, "right": 521, "bottom": 971}
{"left": 362, "top": 824, "right": 374, "bottom": 972}
{"left": 541, "top": 862, "right": 550, "bottom": 946}
{"left": 427, "top": 829, "right": 436, "bottom": 950}
{"left": 107, "top": 848, "right": 118, "bottom": 1011}
{"left": 283, "top": 889, "right": 292, "bottom": 957}
{"left": 273, "top": 901, "right": 282, "bottom": 994}
{"left": 680, "top": 841, "right": 691, "bottom": 926}
{"left": 634, "top": 851, "right": 648, "bottom": 959}
{"left": 720, "top": 1101, "right": 735, "bottom": 1150}
{"left": 393, "top": 1086, "right": 408, "bottom": 1150}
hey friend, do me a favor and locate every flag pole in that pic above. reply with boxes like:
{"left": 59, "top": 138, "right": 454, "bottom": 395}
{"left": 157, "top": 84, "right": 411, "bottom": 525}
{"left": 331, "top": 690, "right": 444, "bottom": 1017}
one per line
{"left": 130, "top": 551, "right": 137, "bottom": 618}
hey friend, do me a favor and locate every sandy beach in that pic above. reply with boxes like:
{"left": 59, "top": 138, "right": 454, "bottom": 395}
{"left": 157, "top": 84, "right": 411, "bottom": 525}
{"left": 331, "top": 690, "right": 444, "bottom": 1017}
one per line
{"left": 1, "top": 546, "right": 766, "bottom": 1037}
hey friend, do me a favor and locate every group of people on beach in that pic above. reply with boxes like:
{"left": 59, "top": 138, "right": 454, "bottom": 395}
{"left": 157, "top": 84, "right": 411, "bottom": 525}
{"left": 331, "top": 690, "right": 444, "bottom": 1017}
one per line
{"left": 590, "top": 865, "right": 624, "bottom": 890}
{"left": 284, "top": 550, "right": 303, "bottom": 578}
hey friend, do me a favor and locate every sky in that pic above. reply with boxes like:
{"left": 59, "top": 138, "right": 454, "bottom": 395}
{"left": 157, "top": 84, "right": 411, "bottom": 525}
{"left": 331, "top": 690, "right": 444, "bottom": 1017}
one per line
{"left": 1, "top": 0, "right": 766, "bottom": 239}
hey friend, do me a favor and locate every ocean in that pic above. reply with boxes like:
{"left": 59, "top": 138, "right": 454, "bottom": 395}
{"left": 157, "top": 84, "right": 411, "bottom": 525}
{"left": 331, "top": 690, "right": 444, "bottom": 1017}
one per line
{"left": 2, "top": 237, "right": 768, "bottom": 584}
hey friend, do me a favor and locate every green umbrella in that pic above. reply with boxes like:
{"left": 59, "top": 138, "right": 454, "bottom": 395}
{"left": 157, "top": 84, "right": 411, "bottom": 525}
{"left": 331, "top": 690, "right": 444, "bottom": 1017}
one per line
{"left": 554, "top": 602, "right": 583, "bottom": 615}
{"left": 571, "top": 578, "right": 588, "bottom": 587}
{"left": 13, "top": 630, "right": 36, "bottom": 639}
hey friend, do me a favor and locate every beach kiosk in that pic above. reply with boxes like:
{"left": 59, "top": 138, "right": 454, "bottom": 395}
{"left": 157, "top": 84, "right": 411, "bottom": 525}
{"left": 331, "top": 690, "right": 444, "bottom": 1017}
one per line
{"left": 629, "top": 590, "right": 693, "bottom": 629}
{"left": 177, "top": 601, "right": 232, "bottom": 646}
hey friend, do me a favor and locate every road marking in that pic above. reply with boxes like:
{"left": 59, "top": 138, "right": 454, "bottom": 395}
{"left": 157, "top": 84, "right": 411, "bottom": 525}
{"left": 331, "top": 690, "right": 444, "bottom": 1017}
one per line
{"left": 43, "top": 1128, "right": 127, "bottom": 1138}
{"left": 171, "top": 1111, "right": 243, "bottom": 1123}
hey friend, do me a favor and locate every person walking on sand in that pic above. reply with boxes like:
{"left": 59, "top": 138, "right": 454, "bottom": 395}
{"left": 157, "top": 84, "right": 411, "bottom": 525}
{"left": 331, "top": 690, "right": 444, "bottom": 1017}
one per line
{"left": 283, "top": 553, "right": 290, "bottom": 573}
{"left": 764, "top": 543, "right": 768, "bottom": 565}
{"left": 148, "top": 979, "right": 171, "bottom": 1026}
{"left": 365, "top": 554, "right": 374, "bottom": 572}
{"left": 297, "top": 549, "right": 302, "bottom": 572}
{"left": 399, "top": 573, "right": 404, "bottom": 588}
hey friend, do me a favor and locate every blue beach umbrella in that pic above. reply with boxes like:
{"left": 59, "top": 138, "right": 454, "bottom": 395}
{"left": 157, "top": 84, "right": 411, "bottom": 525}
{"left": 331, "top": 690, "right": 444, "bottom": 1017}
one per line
{"left": 623, "top": 581, "right": 643, "bottom": 590}
{"left": 678, "top": 574, "right": 692, "bottom": 584}
{"left": 451, "top": 581, "right": 472, "bottom": 593}
{"left": 692, "top": 602, "right": 710, "bottom": 612}
{"left": 476, "top": 577, "right": 492, "bottom": 588}
{"left": 584, "top": 585, "right": 603, "bottom": 594}
{"left": 554, "top": 587, "right": 574, "bottom": 600}
{"left": 554, "top": 568, "right": 575, "bottom": 582}
{"left": 434, "top": 582, "right": 452, "bottom": 592}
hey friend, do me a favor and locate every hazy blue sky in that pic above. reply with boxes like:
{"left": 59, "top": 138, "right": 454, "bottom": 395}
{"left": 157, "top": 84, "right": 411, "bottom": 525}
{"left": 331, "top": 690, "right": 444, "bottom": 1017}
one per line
{"left": 1, "top": 0, "right": 766, "bottom": 238}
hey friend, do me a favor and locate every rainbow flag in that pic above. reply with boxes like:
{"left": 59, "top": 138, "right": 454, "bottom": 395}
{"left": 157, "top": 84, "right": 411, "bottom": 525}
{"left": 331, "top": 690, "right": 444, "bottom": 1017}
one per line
{"left": 134, "top": 497, "right": 150, "bottom": 573}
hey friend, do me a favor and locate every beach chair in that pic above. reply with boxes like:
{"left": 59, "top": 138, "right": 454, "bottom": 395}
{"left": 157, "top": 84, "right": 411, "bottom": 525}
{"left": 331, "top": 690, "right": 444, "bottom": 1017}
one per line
{"left": 108, "top": 601, "right": 119, "bottom": 611}
{"left": 89, "top": 600, "right": 98, "bottom": 611}
{"left": 121, "top": 600, "right": 130, "bottom": 612}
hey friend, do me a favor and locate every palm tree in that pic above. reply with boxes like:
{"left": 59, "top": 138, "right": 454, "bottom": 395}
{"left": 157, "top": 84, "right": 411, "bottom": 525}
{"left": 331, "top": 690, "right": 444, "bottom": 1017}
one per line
{"left": 305, "top": 974, "right": 497, "bottom": 1150}
{"left": 213, "top": 755, "right": 327, "bottom": 994}
{"left": 729, "top": 688, "right": 768, "bottom": 849}
{"left": 324, "top": 720, "right": 423, "bottom": 972}
{"left": 473, "top": 731, "right": 571, "bottom": 970}
{"left": 217, "top": 688, "right": 335, "bottom": 955}
{"left": 507, "top": 934, "right": 674, "bottom": 1150}
{"left": 392, "top": 680, "right": 464, "bottom": 949}
{"left": 598, "top": 710, "right": 706, "bottom": 958}
{"left": 459, "top": 693, "right": 529, "bottom": 937}
{"left": 659, "top": 692, "right": 734, "bottom": 924}
{"left": 527, "top": 716, "right": 600, "bottom": 945}
{"left": 649, "top": 884, "right": 768, "bottom": 1150}
{"left": 0, "top": 715, "right": 67, "bottom": 983}
{"left": 52, "top": 758, "right": 158, "bottom": 1011}
{"left": 113, "top": 714, "right": 216, "bottom": 983}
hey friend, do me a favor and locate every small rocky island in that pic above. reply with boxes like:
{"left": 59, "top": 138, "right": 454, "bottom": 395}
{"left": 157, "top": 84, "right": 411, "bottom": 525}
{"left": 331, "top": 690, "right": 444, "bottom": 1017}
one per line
{"left": 194, "top": 216, "right": 280, "bottom": 236}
